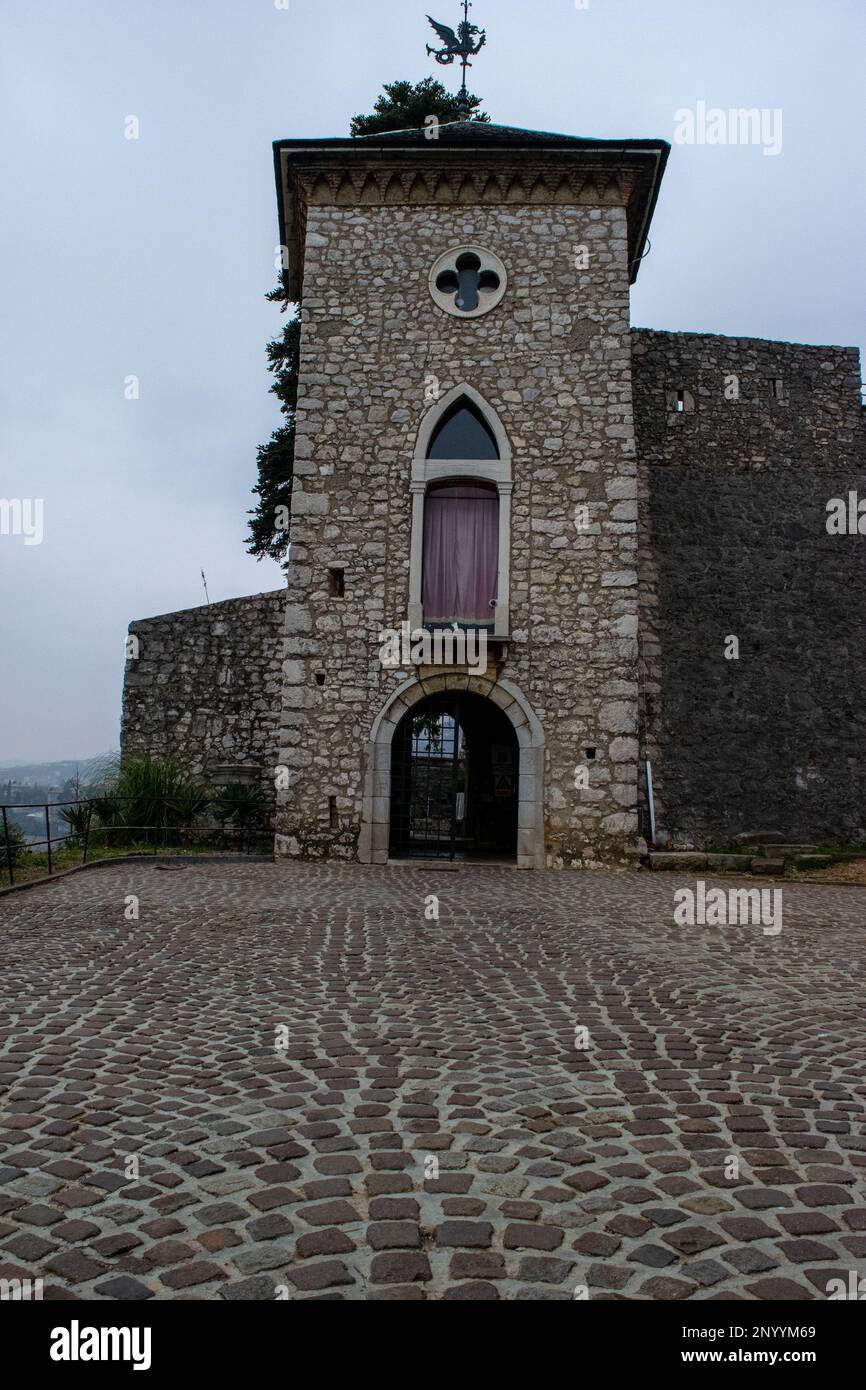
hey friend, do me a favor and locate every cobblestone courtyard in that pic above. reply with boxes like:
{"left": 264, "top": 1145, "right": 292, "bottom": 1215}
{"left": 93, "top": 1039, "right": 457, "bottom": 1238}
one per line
{"left": 1, "top": 862, "right": 864, "bottom": 1301}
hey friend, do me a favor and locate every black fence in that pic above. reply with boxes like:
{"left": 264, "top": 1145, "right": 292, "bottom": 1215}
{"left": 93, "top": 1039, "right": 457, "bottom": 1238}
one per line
{"left": 1, "top": 796, "right": 271, "bottom": 886}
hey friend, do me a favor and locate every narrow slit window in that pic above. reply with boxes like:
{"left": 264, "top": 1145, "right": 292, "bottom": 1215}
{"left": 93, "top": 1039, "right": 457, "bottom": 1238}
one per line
{"left": 671, "top": 388, "right": 695, "bottom": 415}
{"left": 328, "top": 567, "right": 345, "bottom": 597}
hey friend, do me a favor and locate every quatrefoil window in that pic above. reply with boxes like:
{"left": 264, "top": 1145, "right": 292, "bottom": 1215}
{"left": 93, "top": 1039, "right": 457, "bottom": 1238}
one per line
{"left": 429, "top": 246, "right": 507, "bottom": 319}
{"left": 436, "top": 254, "right": 499, "bottom": 311}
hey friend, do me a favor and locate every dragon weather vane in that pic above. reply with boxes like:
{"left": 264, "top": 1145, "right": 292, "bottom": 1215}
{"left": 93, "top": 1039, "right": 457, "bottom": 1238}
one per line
{"left": 426, "top": 3, "right": 486, "bottom": 115}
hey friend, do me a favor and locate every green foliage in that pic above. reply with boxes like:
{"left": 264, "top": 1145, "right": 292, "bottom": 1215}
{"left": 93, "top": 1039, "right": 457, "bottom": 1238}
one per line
{"left": 246, "top": 306, "right": 300, "bottom": 563}
{"left": 92, "top": 754, "right": 213, "bottom": 847}
{"left": 213, "top": 782, "right": 266, "bottom": 829}
{"left": 58, "top": 802, "right": 91, "bottom": 846}
{"left": 2, "top": 757, "right": 271, "bottom": 882}
{"left": 0, "top": 818, "right": 27, "bottom": 870}
{"left": 350, "top": 78, "right": 489, "bottom": 136}
{"left": 81, "top": 751, "right": 122, "bottom": 792}
{"left": 248, "top": 80, "right": 488, "bottom": 562}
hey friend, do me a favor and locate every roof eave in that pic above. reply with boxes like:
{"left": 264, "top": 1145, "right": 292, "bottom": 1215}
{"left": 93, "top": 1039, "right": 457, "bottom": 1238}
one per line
{"left": 273, "top": 135, "right": 670, "bottom": 295}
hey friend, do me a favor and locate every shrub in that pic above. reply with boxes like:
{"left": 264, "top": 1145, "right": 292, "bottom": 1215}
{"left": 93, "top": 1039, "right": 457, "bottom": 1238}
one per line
{"left": 213, "top": 782, "right": 266, "bottom": 837}
{"left": 58, "top": 802, "right": 92, "bottom": 847}
{"left": 91, "top": 754, "right": 212, "bottom": 847}
{"left": 0, "top": 818, "right": 27, "bottom": 872}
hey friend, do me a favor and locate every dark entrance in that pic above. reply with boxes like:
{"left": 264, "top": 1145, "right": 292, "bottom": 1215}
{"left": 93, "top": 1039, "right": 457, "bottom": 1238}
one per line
{"left": 389, "top": 692, "right": 518, "bottom": 861}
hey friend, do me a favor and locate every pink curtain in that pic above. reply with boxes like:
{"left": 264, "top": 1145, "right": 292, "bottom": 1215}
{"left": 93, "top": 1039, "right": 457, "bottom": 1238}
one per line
{"left": 422, "top": 483, "right": 498, "bottom": 624}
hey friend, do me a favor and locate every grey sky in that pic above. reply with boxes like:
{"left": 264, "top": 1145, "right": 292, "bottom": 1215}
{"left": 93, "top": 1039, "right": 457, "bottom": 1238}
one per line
{"left": 1, "top": 0, "right": 863, "bottom": 762}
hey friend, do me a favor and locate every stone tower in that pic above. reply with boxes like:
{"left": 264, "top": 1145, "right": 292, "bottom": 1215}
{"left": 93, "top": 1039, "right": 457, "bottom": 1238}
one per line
{"left": 121, "top": 122, "right": 864, "bottom": 854}
{"left": 271, "top": 122, "right": 669, "bottom": 867}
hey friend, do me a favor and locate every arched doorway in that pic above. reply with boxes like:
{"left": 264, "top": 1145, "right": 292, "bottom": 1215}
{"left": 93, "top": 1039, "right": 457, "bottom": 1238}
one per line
{"left": 389, "top": 691, "right": 518, "bottom": 861}
{"left": 359, "top": 673, "right": 545, "bottom": 870}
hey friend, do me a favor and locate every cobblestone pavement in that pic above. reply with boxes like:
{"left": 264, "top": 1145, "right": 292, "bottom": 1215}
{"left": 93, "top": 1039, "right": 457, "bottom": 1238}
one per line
{"left": 1, "top": 862, "right": 865, "bottom": 1301}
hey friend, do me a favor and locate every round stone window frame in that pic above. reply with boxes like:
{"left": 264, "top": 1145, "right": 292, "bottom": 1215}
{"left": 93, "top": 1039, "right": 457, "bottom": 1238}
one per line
{"left": 428, "top": 245, "right": 508, "bottom": 319}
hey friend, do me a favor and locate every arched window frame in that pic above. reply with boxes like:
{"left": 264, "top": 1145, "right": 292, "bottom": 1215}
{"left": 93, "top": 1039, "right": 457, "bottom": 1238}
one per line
{"left": 408, "top": 384, "right": 512, "bottom": 638}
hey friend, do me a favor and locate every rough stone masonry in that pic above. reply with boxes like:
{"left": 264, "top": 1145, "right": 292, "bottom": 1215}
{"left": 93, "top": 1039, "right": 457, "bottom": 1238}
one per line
{"left": 121, "top": 122, "right": 866, "bottom": 864}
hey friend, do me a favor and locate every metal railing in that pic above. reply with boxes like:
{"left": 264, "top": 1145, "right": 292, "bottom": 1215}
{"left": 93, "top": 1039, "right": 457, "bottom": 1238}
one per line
{"left": 1, "top": 796, "right": 271, "bottom": 886}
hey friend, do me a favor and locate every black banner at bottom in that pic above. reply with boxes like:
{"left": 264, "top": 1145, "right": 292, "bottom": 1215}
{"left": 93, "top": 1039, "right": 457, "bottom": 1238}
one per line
{"left": 3, "top": 1294, "right": 860, "bottom": 1376}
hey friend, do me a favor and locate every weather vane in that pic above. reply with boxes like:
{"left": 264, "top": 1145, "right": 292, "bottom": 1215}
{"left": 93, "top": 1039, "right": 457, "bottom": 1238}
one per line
{"left": 426, "top": 3, "right": 486, "bottom": 116}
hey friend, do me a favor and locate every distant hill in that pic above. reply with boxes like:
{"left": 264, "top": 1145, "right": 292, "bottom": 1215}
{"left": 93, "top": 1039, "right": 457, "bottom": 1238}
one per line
{"left": 2, "top": 759, "right": 88, "bottom": 787}
{"left": 0, "top": 754, "right": 116, "bottom": 789}
{"left": 0, "top": 754, "right": 118, "bottom": 842}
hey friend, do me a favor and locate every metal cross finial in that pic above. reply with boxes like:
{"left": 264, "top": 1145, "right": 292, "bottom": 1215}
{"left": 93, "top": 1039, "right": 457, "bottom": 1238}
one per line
{"left": 426, "top": 3, "right": 486, "bottom": 117}
{"left": 458, "top": 1, "right": 472, "bottom": 109}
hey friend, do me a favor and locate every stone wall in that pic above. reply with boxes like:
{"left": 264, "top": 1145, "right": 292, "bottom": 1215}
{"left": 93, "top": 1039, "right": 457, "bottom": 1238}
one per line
{"left": 632, "top": 329, "right": 866, "bottom": 844}
{"left": 277, "top": 198, "right": 643, "bottom": 865}
{"left": 119, "top": 288, "right": 866, "bottom": 859}
{"left": 121, "top": 590, "right": 285, "bottom": 811}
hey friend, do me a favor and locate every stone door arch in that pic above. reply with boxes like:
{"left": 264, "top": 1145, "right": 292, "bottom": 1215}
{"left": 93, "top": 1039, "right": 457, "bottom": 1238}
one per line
{"left": 359, "top": 673, "right": 545, "bottom": 869}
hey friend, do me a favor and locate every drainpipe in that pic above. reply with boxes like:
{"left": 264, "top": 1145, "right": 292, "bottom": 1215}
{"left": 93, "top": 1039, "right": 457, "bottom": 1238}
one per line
{"left": 645, "top": 759, "right": 657, "bottom": 849}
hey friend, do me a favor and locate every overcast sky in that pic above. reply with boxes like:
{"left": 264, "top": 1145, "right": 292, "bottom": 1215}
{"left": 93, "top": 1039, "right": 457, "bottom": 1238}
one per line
{"left": 1, "top": 0, "right": 863, "bottom": 764}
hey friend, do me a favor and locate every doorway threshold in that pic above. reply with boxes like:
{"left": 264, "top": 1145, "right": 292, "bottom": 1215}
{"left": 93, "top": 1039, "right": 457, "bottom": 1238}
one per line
{"left": 387, "top": 859, "right": 460, "bottom": 870}
{"left": 386, "top": 857, "right": 518, "bottom": 870}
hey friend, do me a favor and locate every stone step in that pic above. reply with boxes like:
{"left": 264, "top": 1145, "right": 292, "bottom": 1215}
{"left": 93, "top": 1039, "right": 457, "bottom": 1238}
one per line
{"left": 733, "top": 831, "right": 786, "bottom": 845}
{"left": 647, "top": 850, "right": 787, "bottom": 875}
{"left": 705, "top": 853, "right": 753, "bottom": 872}
{"left": 764, "top": 844, "right": 818, "bottom": 855}
{"left": 750, "top": 857, "right": 786, "bottom": 875}
{"left": 648, "top": 852, "right": 707, "bottom": 870}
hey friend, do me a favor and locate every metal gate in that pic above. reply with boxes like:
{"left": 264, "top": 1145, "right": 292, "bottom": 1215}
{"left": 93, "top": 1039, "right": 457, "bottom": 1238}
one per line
{"left": 389, "top": 693, "right": 517, "bottom": 861}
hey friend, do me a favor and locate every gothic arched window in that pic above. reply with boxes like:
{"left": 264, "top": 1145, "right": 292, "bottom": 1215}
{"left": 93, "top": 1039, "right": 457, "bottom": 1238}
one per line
{"left": 422, "top": 480, "right": 499, "bottom": 627}
{"left": 421, "top": 396, "right": 500, "bottom": 629}
{"left": 409, "top": 387, "right": 512, "bottom": 639}
{"left": 428, "top": 398, "right": 500, "bottom": 461}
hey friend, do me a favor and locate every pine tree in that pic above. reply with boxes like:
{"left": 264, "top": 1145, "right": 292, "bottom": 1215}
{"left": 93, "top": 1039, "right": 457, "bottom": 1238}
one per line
{"left": 246, "top": 291, "right": 299, "bottom": 562}
{"left": 350, "top": 77, "right": 489, "bottom": 136}
{"left": 246, "top": 81, "right": 488, "bottom": 562}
